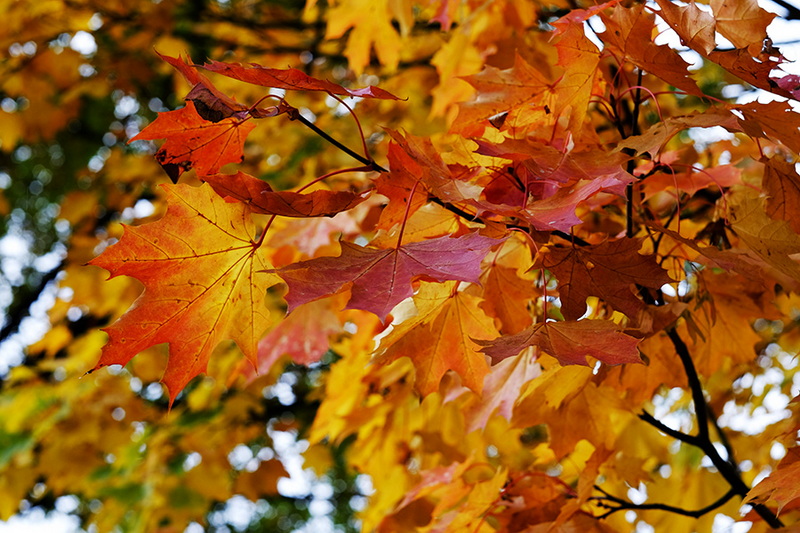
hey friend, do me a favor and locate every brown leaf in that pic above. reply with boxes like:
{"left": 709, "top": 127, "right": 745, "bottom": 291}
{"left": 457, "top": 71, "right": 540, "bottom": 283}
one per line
{"left": 710, "top": 0, "right": 776, "bottom": 50}
{"left": 541, "top": 238, "right": 673, "bottom": 321}
{"left": 601, "top": 4, "right": 705, "bottom": 97}
{"left": 745, "top": 446, "right": 800, "bottom": 513}
{"left": 763, "top": 156, "right": 800, "bottom": 234}
{"left": 654, "top": 0, "right": 717, "bottom": 55}
{"left": 204, "top": 171, "right": 366, "bottom": 217}
{"left": 481, "top": 320, "right": 642, "bottom": 366}
{"left": 157, "top": 52, "right": 249, "bottom": 122}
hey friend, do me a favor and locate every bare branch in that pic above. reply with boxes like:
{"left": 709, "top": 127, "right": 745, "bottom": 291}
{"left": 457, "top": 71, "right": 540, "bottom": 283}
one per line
{"left": 638, "top": 410, "right": 700, "bottom": 446}
{"left": 593, "top": 485, "right": 737, "bottom": 519}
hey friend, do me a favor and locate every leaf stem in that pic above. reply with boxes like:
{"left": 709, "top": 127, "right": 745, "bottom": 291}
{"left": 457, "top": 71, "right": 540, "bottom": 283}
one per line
{"left": 593, "top": 485, "right": 737, "bottom": 519}
{"left": 255, "top": 215, "right": 277, "bottom": 248}
{"left": 327, "top": 93, "right": 370, "bottom": 159}
{"left": 638, "top": 410, "right": 700, "bottom": 446}
{"left": 294, "top": 165, "right": 373, "bottom": 194}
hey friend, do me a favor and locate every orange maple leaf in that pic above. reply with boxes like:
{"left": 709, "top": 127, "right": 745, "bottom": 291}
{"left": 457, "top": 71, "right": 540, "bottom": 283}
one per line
{"left": 453, "top": 53, "right": 555, "bottom": 136}
{"left": 375, "top": 282, "right": 497, "bottom": 394}
{"left": 763, "top": 156, "right": 800, "bottom": 234}
{"left": 130, "top": 100, "right": 256, "bottom": 181}
{"left": 745, "top": 446, "right": 800, "bottom": 514}
{"left": 89, "top": 183, "right": 280, "bottom": 403}
{"left": 600, "top": 4, "right": 705, "bottom": 98}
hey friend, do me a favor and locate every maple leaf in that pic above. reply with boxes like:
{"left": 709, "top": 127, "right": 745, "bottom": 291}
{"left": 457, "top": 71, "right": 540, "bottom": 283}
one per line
{"left": 654, "top": 0, "right": 791, "bottom": 99}
{"left": 653, "top": 0, "right": 716, "bottom": 55}
{"left": 523, "top": 176, "right": 630, "bottom": 231}
{"left": 474, "top": 138, "right": 631, "bottom": 186}
{"left": 477, "top": 262, "right": 539, "bottom": 334}
{"left": 89, "top": 183, "right": 280, "bottom": 403}
{"left": 452, "top": 53, "right": 555, "bottom": 136}
{"left": 728, "top": 188, "right": 800, "bottom": 284}
{"left": 552, "top": 18, "right": 601, "bottom": 133}
{"left": 200, "top": 59, "right": 400, "bottom": 99}
{"left": 600, "top": 4, "right": 705, "bottom": 98}
{"left": 616, "top": 110, "right": 740, "bottom": 157}
{"left": 130, "top": 100, "right": 256, "bottom": 181}
{"left": 541, "top": 239, "right": 673, "bottom": 321}
{"left": 481, "top": 320, "right": 642, "bottom": 366}
{"left": 461, "top": 352, "right": 541, "bottom": 432}
{"left": 246, "top": 299, "right": 341, "bottom": 379}
{"left": 203, "top": 171, "right": 365, "bottom": 217}
{"left": 157, "top": 52, "right": 250, "bottom": 122}
{"left": 375, "top": 282, "right": 496, "bottom": 394}
{"left": 710, "top": 0, "right": 775, "bottom": 50}
{"left": 274, "top": 232, "right": 503, "bottom": 321}
{"left": 321, "top": 0, "right": 408, "bottom": 75}
{"left": 745, "top": 446, "right": 800, "bottom": 513}
{"left": 640, "top": 161, "right": 741, "bottom": 199}
{"left": 374, "top": 142, "right": 430, "bottom": 230}
{"left": 386, "top": 129, "right": 482, "bottom": 204}
{"left": 763, "top": 156, "right": 800, "bottom": 234}
{"left": 735, "top": 101, "right": 800, "bottom": 156}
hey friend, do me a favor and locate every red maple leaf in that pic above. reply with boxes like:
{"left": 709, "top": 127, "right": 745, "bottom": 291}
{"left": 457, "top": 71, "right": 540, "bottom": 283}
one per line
{"left": 204, "top": 171, "right": 365, "bottom": 217}
{"left": 274, "top": 233, "right": 503, "bottom": 321}
{"left": 201, "top": 60, "right": 401, "bottom": 100}
{"left": 130, "top": 100, "right": 256, "bottom": 181}
{"left": 157, "top": 52, "right": 250, "bottom": 122}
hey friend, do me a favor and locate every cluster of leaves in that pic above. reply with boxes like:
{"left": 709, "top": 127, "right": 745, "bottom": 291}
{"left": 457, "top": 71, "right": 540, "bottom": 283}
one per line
{"left": 4, "top": 0, "right": 800, "bottom": 531}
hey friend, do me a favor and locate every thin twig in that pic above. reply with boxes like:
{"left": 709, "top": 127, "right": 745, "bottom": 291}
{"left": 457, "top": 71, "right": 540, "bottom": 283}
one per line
{"left": 290, "top": 111, "right": 387, "bottom": 173}
{"left": 593, "top": 485, "right": 737, "bottom": 519}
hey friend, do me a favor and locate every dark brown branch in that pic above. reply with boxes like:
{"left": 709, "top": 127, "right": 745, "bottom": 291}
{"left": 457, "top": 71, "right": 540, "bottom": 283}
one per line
{"left": 707, "top": 403, "right": 738, "bottom": 469}
{"left": 290, "top": 110, "right": 387, "bottom": 173}
{"left": 429, "top": 197, "right": 482, "bottom": 224}
{"left": 638, "top": 410, "right": 700, "bottom": 446}
{"left": 0, "top": 260, "right": 65, "bottom": 345}
{"left": 660, "top": 327, "right": 784, "bottom": 529}
{"left": 667, "top": 328, "right": 710, "bottom": 441}
{"left": 593, "top": 485, "right": 737, "bottom": 519}
{"left": 769, "top": 0, "right": 800, "bottom": 20}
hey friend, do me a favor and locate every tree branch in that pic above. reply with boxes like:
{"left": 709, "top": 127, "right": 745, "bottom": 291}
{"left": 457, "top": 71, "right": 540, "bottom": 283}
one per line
{"left": 653, "top": 327, "right": 785, "bottom": 529}
{"left": 769, "top": 0, "right": 800, "bottom": 20}
{"left": 593, "top": 485, "right": 737, "bottom": 519}
{"left": 290, "top": 109, "right": 387, "bottom": 173}
{"left": 638, "top": 410, "right": 700, "bottom": 446}
{"left": 0, "top": 260, "right": 65, "bottom": 345}
{"left": 707, "top": 402, "right": 738, "bottom": 469}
